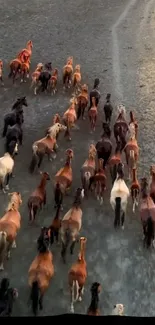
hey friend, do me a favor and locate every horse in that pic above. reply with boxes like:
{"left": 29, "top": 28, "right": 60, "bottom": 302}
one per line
{"left": 87, "top": 282, "right": 101, "bottom": 316}
{"left": 140, "top": 177, "right": 155, "bottom": 248}
{"left": 110, "top": 162, "right": 130, "bottom": 229}
{"left": 5, "top": 117, "right": 23, "bottom": 153}
{"left": 28, "top": 172, "right": 50, "bottom": 224}
{"left": 0, "top": 60, "right": 4, "bottom": 86}
{"left": 54, "top": 149, "right": 74, "bottom": 209}
{"left": 124, "top": 133, "right": 139, "bottom": 180}
{"left": 72, "top": 64, "right": 81, "bottom": 95}
{"left": 49, "top": 205, "right": 62, "bottom": 245}
{"left": 29, "top": 123, "right": 66, "bottom": 173}
{"left": 150, "top": 165, "right": 155, "bottom": 204}
{"left": 63, "top": 97, "right": 77, "bottom": 141}
{"left": 48, "top": 68, "right": 58, "bottom": 95}
{"left": 63, "top": 56, "right": 73, "bottom": 89}
{"left": 89, "top": 158, "right": 106, "bottom": 205}
{"left": 17, "top": 40, "right": 33, "bottom": 63}
{"left": 129, "top": 111, "right": 138, "bottom": 139}
{"left": 60, "top": 188, "right": 84, "bottom": 263}
{"left": 112, "top": 304, "right": 125, "bottom": 316}
{"left": 109, "top": 141, "right": 122, "bottom": 184}
{"left": 20, "top": 58, "right": 30, "bottom": 83}
{"left": 102, "top": 122, "right": 111, "bottom": 138}
{"left": 68, "top": 237, "right": 87, "bottom": 313}
{"left": 96, "top": 132, "right": 112, "bottom": 169}
{"left": 88, "top": 97, "right": 98, "bottom": 133}
{"left": 88, "top": 78, "right": 100, "bottom": 110}
{"left": 8, "top": 58, "right": 22, "bottom": 83}
{"left": 28, "top": 227, "right": 54, "bottom": 316}
{"left": 30, "top": 63, "right": 44, "bottom": 95}
{"left": 0, "top": 192, "right": 22, "bottom": 270}
{"left": 113, "top": 106, "right": 128, "bottom": 143}
{"left": 0, "top": 278, "right": 18, "bottom": 316}
{"left": 76, "top": 84, "right": 89, "bottom": 120}
{"left": 2, "top": 97, "right": 28, "bottom": 137}
{"left": 103, "top": 93, "right": 113, "bottom": 124}
{"left": 130, "top": 167, "right": 140, "bottom": 213}
{"left": 81, "top": 144, "right": 97, "bottom": 197}
{"left": 39, "top": 67, "right": 51, "bottom": 93}
{"left": 0, "top": 149, "right": 18, "bottom": 193}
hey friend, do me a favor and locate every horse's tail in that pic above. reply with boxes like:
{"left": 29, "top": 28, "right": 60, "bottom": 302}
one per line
{"left": 83, "top": 171, "right": 91, "bottom": 196}
{"left": 0, "top": 231, "right": 7, "bottom": 259}
{"left": 29, "top": 145, "right": 38, "bottom": 173}
{"left": 2, "top": 121, "right": 8, "bottom": 138}
{"left": 30, "top": 281, "right": 40, "bottom": 316}
{"left": 145, "top": 217, "right": 154, "bottom": 248}
{"left": 54, "top": 182, "right": 63, "bottom": 207}
{"left": 64, "top": 116, "right": 70, "bottom": 138}
{"left": 129, "top": 111, "right": 134, "bottom": 122}
{"left": 114, "top": 197, "right": 121, "bottom": 228}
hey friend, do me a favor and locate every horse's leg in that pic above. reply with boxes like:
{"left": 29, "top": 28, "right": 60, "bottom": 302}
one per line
{"left": 70, "top": 239, "right": 76, "bottom": 255}
{"left": 12, "top": 240, "right": 16, "bottom": 248}
{"left": 5, "top": 174, "right": 10, "bottom": 191}
{"left": 78, "top": 286, "right": 84, "bottom": 301}
{"left": 7, "top": 241, "right": 13, "bottom": 260}
{"left": 81, "top": 106, "right": 85, "bottom": 120}
{"left": 121, "top": 212, "right": 125, "bottom": 230}
{"left": 2, "top": 121, "right": 8, "bottom": 137}
{"left": 0, "top": 76, "right": 4, "bottom": 86}
{"left": 61, "top": 242, "right": 67, "bottom": 263}
{"left": 39, "top": 294, "right": 43, "bottom": 310}
{"left": 43, "top": 193, "right": 46, "bottom": 206}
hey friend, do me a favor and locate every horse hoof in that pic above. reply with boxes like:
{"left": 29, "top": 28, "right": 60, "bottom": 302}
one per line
{"left": 78, "top": 296, "right": 82, "bottom": 302}
{"left": 0, "top": 264, "right": 4, "bottom": 271}
{"left": 7, "top": 252, "right": 11, "bottom": 259}
{"left": 70, "top": 306, "right": 74, "bottom": 313}
{"left": 69, "top": 138, "right": 71, "bottom": 141}
{"left": 52, "top": 155, "right": 56, "bottom": 160}
{"left": 12, "top": 241, "right": 16, "bottom": 248}
{"left": 5, "top": 185, "right": 9, "bottom": 190}
{"left": 2, "top": 189, "right": 6, "bottom": 194}
{"left": 121, "top": 225, "right": 124, "bottom": 230}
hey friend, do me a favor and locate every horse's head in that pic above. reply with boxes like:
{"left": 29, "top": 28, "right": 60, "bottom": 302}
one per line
{"left": 53, "top": 113, "right": 61, "bottom": 124}
{"left": 45, "top": 62, "right": 52, "bottom": 71}
{"left": 70, "top": 96, "right": 78, "bottom": 105}
{"left": 89, "top": 144, "right": 97, "bottom": 159}
{"left": 17, "top": 96, "right": 28, "bottom": 107}
{"left": 27, "top": 40, "right": 33, "bottom": 48}
{"left": 93, "top": 78, "right": 100, "bottom": 88}
{"left": 150, "top": 165, "right": 155, "bottom": 176}
{"left": 106, "top": 93, "right": 111, "bottom": 101}
{"left": 13, "top": 142, "right": 18, "bottom": 156}
{"left": 113, "top": 304, "right": 124, "bottom": 316}
{"left": 81, "top": 84, "right": 88, "bottom": 93}
{"left": 75, "top": 188, "right": 85, "bottom": 200}
{"left": 117, "top": 104, "right": 126, "bottom": 119}
{"left": 67, "top": 56, "right": 73, "bottom": 65}
{"left": 37, "top": 62, "right": 44, "bottom": 71}
{"left": 66, "top": 148, "right": 74, "bottom": 160}
{"left": 116, "top": 162, "right": 124, "bottom": 179}
{"left": 56, "top": 123, "right": 67, "bottom": 133}
{"left": 8, "top": 192, "right": 22, "bottom": 206}
{"left": 91, "top": 282, "right": 101, "bottom": 295}
{"left": 53, "top": 68, "right": 58, "bottom": 76}
{"left": 40, "top": 171, "right": 50, "bottom": 181}
{"left": 75, "top": 64, "right": 80, "bottom": 72}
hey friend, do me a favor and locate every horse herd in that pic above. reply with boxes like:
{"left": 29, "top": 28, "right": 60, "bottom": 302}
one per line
{"left": 0, "top": 41, "right": 154, "bottom": 317}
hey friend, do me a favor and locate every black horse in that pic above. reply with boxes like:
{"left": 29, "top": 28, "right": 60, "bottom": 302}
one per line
{"left": 102, "top": 122, "right": 111, "bottom": 138}
{"left": 39, "top": 63, "right": 52, "bottom": 92}
{"left": 2, "top": 97, "right": 27, "bottom": 137}
{"left": 0, "top": 278, "right": 18, "bottom": 317}
{"left": 89, "top": 78, "right": 101, "bottom": 110}
{"left": 5, "top": 117, "right": 23, "bottom": 153}
{"left": 96, "top": 131, "right": 112, "bottom": 168}
{"left": 103, "top": 93, "right": 113, "bottom": 124}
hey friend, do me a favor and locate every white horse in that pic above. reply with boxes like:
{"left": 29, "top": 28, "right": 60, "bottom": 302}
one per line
{"left": 112, "top": 304, "right": 125, "bottom": 316}
{"left": 117, "top": 104, "right": 126, "bottom": 118}
{"left": 110, "top": 162, "right": 130, "bottom": 229}
{"left": 0, "top": 149, "right": 18, "bottom": 193}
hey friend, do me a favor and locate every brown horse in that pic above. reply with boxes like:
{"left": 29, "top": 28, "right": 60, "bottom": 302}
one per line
{"left": 77, "top": 84, "right": 89, "bottom": 120}
{"left": 60, "top": 188, "right": 84, "bottom": 263}
{"left": 124, "top": 133, "right": 139, "bottom": 180}
{"left": 8, "top": 58, "right": 22, "bottom": 83}
{"left": 30, "top": 63, "right": 44, "bottom": 95}
{"left": 17, "top": 40, "right": 33, "bottom": 63}
{"left": 113, "top": 106, "right": 128, "bottom": 143}
{"left": 129, "top": 111, "right": 138, "bottom": 139}
{"left": 20, "top": 59, "right": 30, "bottom": 83}
{"left": 130, "top": 167, "right": 140, "bottom": 213}
{"left": 150, "top": 166, "right": 155, "bottom": 204}
{"left": 29, "top": 123, "right": 66, "bottom": 173}
{"left": 0, "top": 192, "right": 22, "bottom": 270}
{"left": 72, "top": 64, "right": 81, "bottom": 95}
{"left": 0, "top": 60, "right": 4, "bottom": 85}
{"left": 81, "top": 144, "right": 97, "bottom": 197}
{"left": 27, "top": 172, "right": 50, "bottom": 223}
{"left": 45, "top": 114, "right": 62, "bottom": 140}
{"left": 140, "top": 178, "right": 155, "bottom": 248}
{"left": 63, "top": 97, "right": 77, "bottom": 141}
{"left": 54, "top": 149, "right": 74, "bottom": 209}
{"left": 63, "top": 56, "right": 73, "bottom": 89}
{"left": 48, "top": 68, "right": 58, "bottom": 95}
{"left": 87, "top": 282, "right": 101, "bottom": 316}
{"left": 109, "top": 141, "right": 122, "bottom": 184}
{"left": 69, "top": 237, "right": 87, "bottom": 313}
{"left": 49, "top": 205, "right": 62, "bottom": 245}
{"left": 88, "top": 97, "right": 98, "bottom": 133}
{"left": 89, "top": 158, "right": 106, "bottom": 205}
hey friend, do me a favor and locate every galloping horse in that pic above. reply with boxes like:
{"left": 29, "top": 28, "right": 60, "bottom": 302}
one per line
{"left": 103, "top": 93, "right": 113, "bottom": 124}
{"left": 60, "top": 188, "right": 84, "bottom": 263}
{"left": 89, "top": 78, "right": 100, "bottom": 110}
{"left": 30, "top": 63, "right": 44, "bottom": 95}
{"left": 54, "top": 149, "right": 74, "bottom": 209}
{"left": 124, "top": 132, "right": 139, "bottom": 180}
{"left": 48, "top": 68, "right": 58, "bottom": 95}
{"left": 72, "top": 64, "right": 81, "bottom": 95}
{"left": 77, "top": 84, "right": 89, "bottom": 120}
{"left": 113, "top": 105, "right": 128, "bottom": 143}
{"left": 17, "top": 40, "right": 33, "bottom": 63}
{"left": 0, "top": 60, "right": 4, "bottom": 85}
{"left": 20, "top": 58, "right": 31, "bottom": 83}
{"left": 96, "top": 131, "right": 112, "bottom": 169}
{"left": 109, "top": 141, "right": 122, "bottom": 184}
{"left": 0, "top": 278, "right": 18, "bottom": 316}
{"left": 63, "top": 97, "right": 77, "bottom": 141}
{"left": 81, "top": 144, "right": 97, "bottom": 197}
{"left": 140, "top": 178, "right": 155, "bottom": 248}
{"left": 8, "top": 58, "right": 22, "bottom": 83}
{"left": 63, "top": 56, "right": 73, "bottom": 89}
{"left": 129, "top": 111, "right": 138, "bottom": 139}
{"left": 88, "top": 97, "right": 98, "bottom": 133}
{"left": 89, "top": 158, "right": 106, "bottom": 205}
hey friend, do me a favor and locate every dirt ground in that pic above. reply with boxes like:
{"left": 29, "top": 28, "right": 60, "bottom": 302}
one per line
{"left": 0, "top": 0, "right": 155, "bottom": 316}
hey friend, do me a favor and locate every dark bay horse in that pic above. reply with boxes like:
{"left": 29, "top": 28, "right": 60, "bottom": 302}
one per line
{"left": 2, "top": 97, "right": 27, "bottom": 137}
{"left": 5, "top": 117, "right": 23, "bottom": 154}
{"left": 113, "top": 106, "right": 128, "bottom": 143}
{"left": 0, "top": 278, "right": 18, "bottom": 316}
{"left": 96, "top": 132, "right": 112, "bottom": 169}
{"left": 89, "top": 78, "right": 100, "bottom": 110}
{"left": 103, "top": 93, "right": 113, "bottom": 124}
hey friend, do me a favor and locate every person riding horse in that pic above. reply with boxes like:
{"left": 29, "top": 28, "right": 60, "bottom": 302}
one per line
{"left": 88, "top": 78, "right": 101, "bottom": 110}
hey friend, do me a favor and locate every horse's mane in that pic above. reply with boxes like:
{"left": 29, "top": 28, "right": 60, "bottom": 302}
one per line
{"left": 12, "top": 100, "right": 20, "bottom": 110}
{"left": 46, "top": 123, "right": 60, "bottom": 138}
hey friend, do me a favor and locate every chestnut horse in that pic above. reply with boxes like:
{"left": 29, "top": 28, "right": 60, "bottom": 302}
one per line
{"left": 63, "top": 56, "right": 73, "bottom": 89}
{"left": 140, "top": 178, "right": 155, "bottom": 248}
{"left": 87, "top": 282, "right": 101, "bottom": 316}
{"left": 129, "top": 111, "right": 138, "bottom": 139}
{"left": 109, "top": 141, "right": 122, "bottom": 184}
{"left": 113, "top": 106, "right": 128, "bottom": 143}
{"left": 0, "top": 192, "right": 22, "bottom": 270}
{"left": 72, "top": 64, "right": 81, "bottom": 95}
{"left": 20, "top": 58, "right": 30, "bottom": 83}
{"left": 48, "top": 68, "right": 58, "bottom": 95}
{"left": 77, "top": 84, "right": 89, "bottom": 120}
{"left": 30, "top": 63, "right": 44, "bottom": 95}
{"left": 27, "top": 172, "right": 50, "bottom": 223}
{"left": 89, "top": 158, "right": 106, "bottom": 205}
{"left": 130, "top": 167, "right": 140, "bottom": 213}
{"left": 88, "top": 97, "right": 98, "bottom": 133}
{"left": 63, "top": 97, "right": 77, "bottom": 141}
{"left": 0, "top": 60, "right": 4, "bottom": 85}
{"left": 54, "top": 149, "right": 74, "bottom": 209}
{"left": 8, "top": 58, "right": 22, "bottom": 83}
{"left": 17, "top": 40, "right": 33, "bottom": 63}
{"left": 124, "top": 133, "right": 139, "bottom": 180}
{"left": 60, "top": 188, "right": 84, "bottom": 263}
{"left": 81, "top": 144, "right": 97, "bottom": 197}
{"left": 28, "top": 227, "right": 54, "bottom": 316}
{"left": 29, "top": 123, "right": 67, "bottom": 173}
